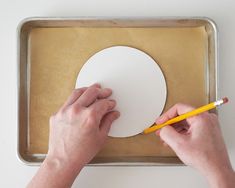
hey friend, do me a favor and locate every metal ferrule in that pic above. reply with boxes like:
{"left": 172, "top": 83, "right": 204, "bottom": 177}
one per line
{"left": 214, "top": 99, "right": 223, "bottom": 106}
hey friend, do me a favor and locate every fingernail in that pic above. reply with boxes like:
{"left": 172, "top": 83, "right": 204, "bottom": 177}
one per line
{"left": 115, "top": 111, "right": 120, "bottom": 118}
{"left": 104, "top": 88, "right": 112, "bottom": 93}
{"left": 92, "top": 83, "right": 101, "bottom": 88}
{"left": 109, "top": 100, "right": 116, "bottom": 107}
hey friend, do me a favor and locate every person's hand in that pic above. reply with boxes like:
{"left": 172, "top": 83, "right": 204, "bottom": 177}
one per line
{"left": 48, "top": 83, "right": 120, "bottom": 168}
{"left": 155, "top": 103, "right": 235, "bottom": 188}
{"left": 27, "top": 84, "right": 120, "bottom": 188}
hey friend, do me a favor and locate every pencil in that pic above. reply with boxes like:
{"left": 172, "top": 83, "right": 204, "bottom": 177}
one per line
{"left": 143, "top": 97, "right": 229, "bottom": 134}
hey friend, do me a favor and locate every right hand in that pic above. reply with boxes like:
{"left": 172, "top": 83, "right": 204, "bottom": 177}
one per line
{"left": 155, "top": 103, "right": 233, "bottom": 177}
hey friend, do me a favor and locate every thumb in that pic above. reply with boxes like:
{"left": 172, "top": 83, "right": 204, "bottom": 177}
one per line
{"left": 159, "top": 126, "right": 185, "bottom": 151}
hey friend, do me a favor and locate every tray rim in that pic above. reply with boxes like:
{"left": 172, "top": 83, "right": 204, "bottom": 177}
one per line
{"left": 17, "top": 16, "right": 218, "bottom": 166}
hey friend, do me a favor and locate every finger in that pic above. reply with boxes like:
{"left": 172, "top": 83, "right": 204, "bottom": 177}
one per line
{"left": 156, "top": 103, "right": 196, "bottom": 124}
{"left": 159, "top": 126, "right": 186, "bottom": 151}
{"left": 100, "top": 111, "right": 120, "bottom": 134}
{"left": 75, "top": 86, "right": 112, "bottom": 107}
{"left": 62, "top": 83, "right": 100, "bottom": 108}
{"left": 155, "top": 123, "right": 186, "bottom": 136}
{"left": 156, "top": 130, "right": 160, "bottom": 136}
{"left": 62, "top": 87, "right": 87, "bottom": 108}
{"left": 89, "top": 99, "right": 116, "bottom": 122}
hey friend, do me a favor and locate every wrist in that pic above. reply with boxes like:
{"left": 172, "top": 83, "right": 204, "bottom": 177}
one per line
{"left": 46, "top": 148, "right": 87, "bottom": 170}
{"left": 27, "top": 154, "right": 85, "bottom": 188}
{"left": 45, "top": 153, "right": 84, "bottom": 178}
{"left": 202, "top": 164, "right": 235, "bottom": 188}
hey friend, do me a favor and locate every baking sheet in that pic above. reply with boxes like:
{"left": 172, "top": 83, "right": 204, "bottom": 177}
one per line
{"left": 17, "top": 17, "right": 218, "bottom": 166}
{"left": 27, "top": 26, "right": 208, "bottom": 160}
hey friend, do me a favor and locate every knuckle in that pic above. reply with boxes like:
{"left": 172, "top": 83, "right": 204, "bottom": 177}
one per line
{"left": 164, "top": 114, "right": 171, "bottom": 121}
{"left": 105, "top": 99, "right": 115, "bottom": 109}
{"left": 68, "top": 105, "right": 82, "bottom": 116}
{"left": 72, "top": 89, "right": 78, "bottom": 95}
{"left": 88, "top": 117, "right": 97, "bottom": 127}
{"left": 70, "top": 107, "right": 77, "bottom": 116}
{"left": 175, "top": 102, "right": 184, "bottom": 107}
{"left": 89, "top": 87, "right": 99, "bottom": 94}
{"left": 66, "top": 108, "right": 78, "bottom": 123}
{"left": 175, "top": 102, "right": 193, "bottom": 109}
{"left": 174, "top": 102, "right": 187, "bottom": 108}
{"left": 84, "top": 116, "right": 96, "bottom": 128}
{"left": 86, "top": 108, "right": 97, "bottom": 119}
{"left": 86, "top": 109, "right": 97, "bottom": 126}
{"left": 102, "top": 99, "right": 111, "bottom": 107}
{"left": 198, "top": 112, "right": 210, "bottom": 121}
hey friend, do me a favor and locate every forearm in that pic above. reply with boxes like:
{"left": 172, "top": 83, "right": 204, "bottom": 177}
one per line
{"left": 205, "top": 166, "right": 235, "bottom": 188}
{"left": 27, "top": 156, "right": 83, "bottom": 188}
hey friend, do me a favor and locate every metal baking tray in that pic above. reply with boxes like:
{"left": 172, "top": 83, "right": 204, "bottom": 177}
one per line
{"left": 17, "top": 17, "right": 218, "bottom": 165}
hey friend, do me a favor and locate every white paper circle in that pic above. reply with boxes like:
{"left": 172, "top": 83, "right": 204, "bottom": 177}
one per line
{"left": 75, "top": 46, "right": 167, "bottom": 137}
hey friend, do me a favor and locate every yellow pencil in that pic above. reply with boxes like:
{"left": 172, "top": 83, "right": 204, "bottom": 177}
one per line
{"left": 143, "top": 97, "right": 229, "bottom": 134}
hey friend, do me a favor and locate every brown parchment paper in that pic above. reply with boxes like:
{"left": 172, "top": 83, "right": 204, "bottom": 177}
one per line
{"left": 28, "top": 26, "right": 207, "bottom": 159}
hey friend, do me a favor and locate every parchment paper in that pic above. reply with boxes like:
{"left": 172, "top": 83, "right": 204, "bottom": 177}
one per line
{"left": 28, "top": 26, "right": 207, "bottom": 159}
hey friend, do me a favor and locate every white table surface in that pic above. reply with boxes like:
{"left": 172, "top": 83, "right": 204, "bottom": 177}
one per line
{"left": 1, "top": 0, "right": 235, "bottom": 187}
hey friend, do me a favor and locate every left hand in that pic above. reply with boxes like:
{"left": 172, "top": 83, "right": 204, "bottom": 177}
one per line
{"left": 48, "top": 83, "right": 120, "bottom": 169}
